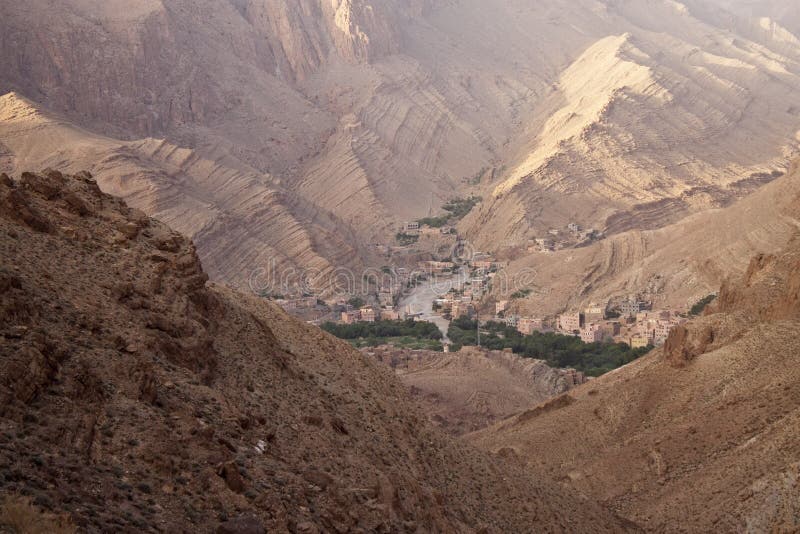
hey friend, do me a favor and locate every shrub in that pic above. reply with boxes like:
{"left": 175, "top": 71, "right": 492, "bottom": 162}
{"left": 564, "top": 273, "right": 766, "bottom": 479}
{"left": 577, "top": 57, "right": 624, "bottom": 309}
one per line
{"left": 690, "top": 294, "right": 717, "bottom": 316}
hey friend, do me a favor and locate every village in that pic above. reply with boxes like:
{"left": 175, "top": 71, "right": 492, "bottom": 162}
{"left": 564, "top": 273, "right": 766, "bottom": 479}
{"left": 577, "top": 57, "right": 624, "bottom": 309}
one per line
{"left": 496, "top": 298, "right": 689, "bottom": 349}
{"left": 269, "top": 216, "right": 694, "bottom": 352}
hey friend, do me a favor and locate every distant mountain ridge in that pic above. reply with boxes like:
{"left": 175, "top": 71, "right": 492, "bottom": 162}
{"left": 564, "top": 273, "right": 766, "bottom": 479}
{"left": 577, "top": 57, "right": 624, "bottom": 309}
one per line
{"left": 1, "top": 0, "right": 800, "bottom": 297}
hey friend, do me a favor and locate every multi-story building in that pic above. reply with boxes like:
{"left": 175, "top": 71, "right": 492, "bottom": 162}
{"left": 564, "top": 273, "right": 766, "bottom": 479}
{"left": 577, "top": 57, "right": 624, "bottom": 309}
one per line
{"left": 558, "top": 312, "right": 583, "bottom": 334}
{"left": 518, "top": 317, "right": 544, "bottom": 335}
{"left": 584, "top": 303, "right": 605, "bottom": 323}
{"left": 630, "top": 332, "right": 654, "bottom": 349}
{"left": 580, "top": 324, "right": 604, "bottom": 344}
{"left": 341, "top": 310, "right": 361, "bottom": 324}
{"left": 620, "top": 299, "right": 650, "bottom": 317}
{"left": 380, "top": 308, "right": 401, "bottom": 321}
{"left": 401, "top": 222, "right": 420, "bottom": 235}
{"left": 360, "top": 307, "right": 376, "bottom": 323}
{"left": 534, "top": 238, "right": 555, "bottom": 252}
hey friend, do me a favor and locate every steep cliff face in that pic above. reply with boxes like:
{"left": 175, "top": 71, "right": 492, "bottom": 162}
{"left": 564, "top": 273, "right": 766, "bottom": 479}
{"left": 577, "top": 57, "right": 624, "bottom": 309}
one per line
{"left": 0, "top": 170, "right": 633, "bottom": 532}
{"left": 470, "top": 230, "right": 800, "bottom": 532}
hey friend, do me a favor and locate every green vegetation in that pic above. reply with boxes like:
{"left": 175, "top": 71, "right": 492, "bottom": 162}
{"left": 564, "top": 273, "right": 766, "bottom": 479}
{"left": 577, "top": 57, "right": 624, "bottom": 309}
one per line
{"left": 347, "top": 296, "right": 365, "bottom": 309}
{"left": 395, "top": 233, "right": 420, "bottom": 246}
{"left": 442, "top": 196, "right": 482, "bottom": 219}
{"left": 690, "top": 294, "right": 717, "bottom": 316}
{"left": 447, "top": 318, "right": 651, "bottom": 377}
{"left": 416, "top": 196, "right": 482, "bottom": 229}
{"left": 417, "top": 215, "right": 450, "bottom": 228}
{"left": 322, "top": 319, "right": 443, "bottom": 352}
{"left": 510, "top": 288, "right": 533, "bottom": 299}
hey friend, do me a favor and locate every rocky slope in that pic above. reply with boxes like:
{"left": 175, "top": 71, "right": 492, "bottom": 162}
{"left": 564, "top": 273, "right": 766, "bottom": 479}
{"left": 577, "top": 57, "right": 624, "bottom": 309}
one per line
{"left": 462, "top": 0, "right": 800, "bottom": 251}
{"left": 470, "top": 230, "right": 800, "bottom": 531}
{"left": 366, "top": 345, "right": 587, "bottom": 436}
{"left": 0, "top": 92, "right": 371, "bottom": 293}
{"left": 492, "top": 159, "right": 800, "bottom": 317}
{"left": 0, "top": 170, "right": 633, "bottom": 532}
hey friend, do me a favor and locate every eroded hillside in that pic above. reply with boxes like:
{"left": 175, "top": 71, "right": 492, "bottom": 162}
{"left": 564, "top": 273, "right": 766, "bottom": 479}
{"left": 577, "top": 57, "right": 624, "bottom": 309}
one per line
{"left": 491, "top": 160, "right": 800, "bottom": 318}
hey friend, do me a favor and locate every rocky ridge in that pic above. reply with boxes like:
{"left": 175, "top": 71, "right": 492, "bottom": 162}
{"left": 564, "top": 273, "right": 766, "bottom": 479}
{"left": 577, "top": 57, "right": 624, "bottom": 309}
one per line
{"left": 366, "top": 345, "right": 587, "bottom": 436}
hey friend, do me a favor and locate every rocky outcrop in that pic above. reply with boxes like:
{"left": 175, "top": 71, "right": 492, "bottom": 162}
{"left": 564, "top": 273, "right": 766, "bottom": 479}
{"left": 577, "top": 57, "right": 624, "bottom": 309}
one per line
{"left": 663, "top": 324, "right": 715, "bottom": 368}
{"left": 367, "top": 345, "right": 588, "bottom": 435}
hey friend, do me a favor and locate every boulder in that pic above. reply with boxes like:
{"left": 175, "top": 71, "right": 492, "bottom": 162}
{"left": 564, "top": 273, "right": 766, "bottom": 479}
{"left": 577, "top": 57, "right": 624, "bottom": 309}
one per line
{"left": 216, "top": 461, "right": 245, "bottom": 493}
{"left": 62, "top": 191, "right": 91, "bottom": 216}
{"left": 20, "top": 171, "right": 63, "bottom": 200}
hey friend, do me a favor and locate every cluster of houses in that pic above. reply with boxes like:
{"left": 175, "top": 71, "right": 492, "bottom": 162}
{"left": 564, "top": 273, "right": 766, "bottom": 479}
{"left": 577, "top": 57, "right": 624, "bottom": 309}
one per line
{"left": 528, "top": 222, "right": 604, "bottom": 253}
{"left": 499, "top": 297, "right": 687, "bottom": 347}
{"left": 625, "top": 309, "right": 686, "bottom": 348}
{"left": 399, "top": 221, "right": 455, "bottom": 237}
{"left": 430, "top": 255, "right": 500, "bottom": 319}
{"left": 273, "top": 296, "right": 319, "bottom": 311}
{"left": 341, "top": 306, "right": 403, "bottom": 324}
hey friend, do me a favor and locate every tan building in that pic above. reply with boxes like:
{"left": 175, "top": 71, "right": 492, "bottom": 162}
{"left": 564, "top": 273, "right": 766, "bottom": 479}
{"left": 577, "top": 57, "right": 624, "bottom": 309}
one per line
{"left": 380, "top": 308, "right": 401, "bottom": 321}
{"left": 558, "top": 312, "right": 583, "bottom": 334}
{"left": 630, "top": 333, "right": 654, "bottom": 349}
{"left": 584, "top": 304, "right": 605, "bottom": 323}
{"left": 341, "top": 310, "right": 361, "bottom": 324}
{"left": 360, "top": 307, "right": 377, "bottom": 323}
{"left": 518, "top": 317, "right": 544, "bottom": 336}
{"left": 580, "top": 324, "right": 604, "bottom": 344}
{"left": 496, "top": 300, "right": 509, "bottom": 315}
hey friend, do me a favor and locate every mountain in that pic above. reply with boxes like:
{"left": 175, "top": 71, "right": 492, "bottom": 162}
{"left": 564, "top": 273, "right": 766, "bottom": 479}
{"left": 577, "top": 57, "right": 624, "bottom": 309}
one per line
{"left": 0, "top": 170, "right": 633, "bottom": 532}
{"left": 461, "top": 0, "right": 800, "bottom": 252}
{"left": 469, "top": 230, "right": 800, "bottom": 532}
{"left": 0, "top": 92, "right": 370, "bottom": 292}
{"left": 2, "top": 1, "right": 800, "bottom": 295}
{"left": 490, "top": 159, "right": 800, "bottom": 317}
